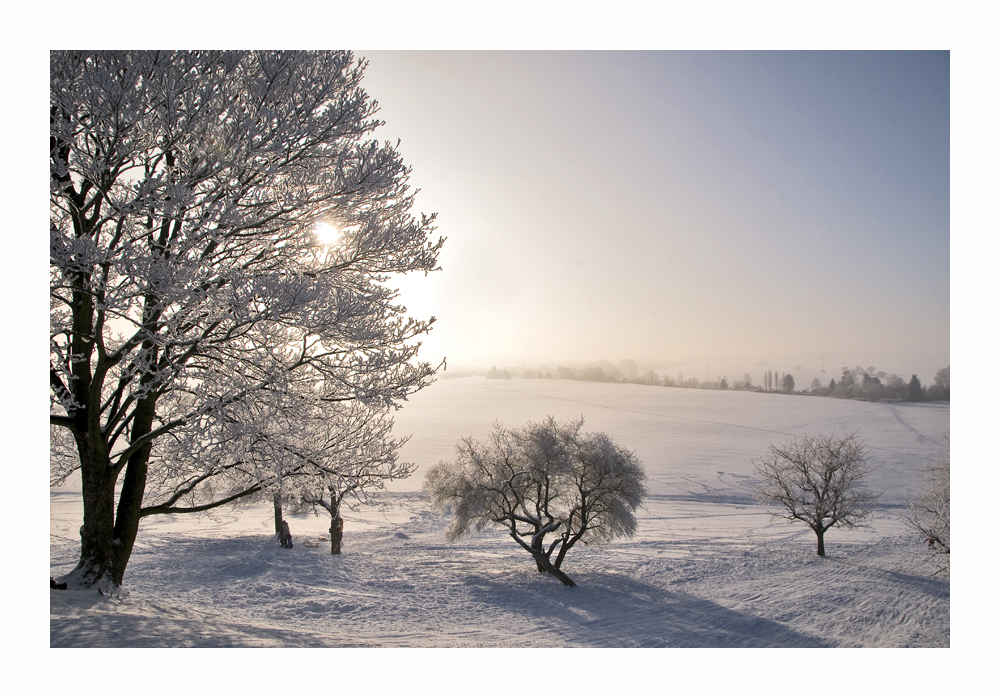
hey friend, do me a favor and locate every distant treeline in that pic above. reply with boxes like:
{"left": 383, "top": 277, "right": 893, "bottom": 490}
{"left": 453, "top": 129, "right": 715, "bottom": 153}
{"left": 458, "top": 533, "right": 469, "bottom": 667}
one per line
{"left": 813, "top": 365, "right": 949, "bottom": 402}
{"left": 484, "top": 361, "right": 950, "bottom": 403}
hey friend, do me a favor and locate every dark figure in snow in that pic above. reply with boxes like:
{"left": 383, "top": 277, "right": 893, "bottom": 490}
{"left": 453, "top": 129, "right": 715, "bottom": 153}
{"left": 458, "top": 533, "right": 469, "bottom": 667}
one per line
{"left": 279, "top": 520, "right": 293, "bottom": 549}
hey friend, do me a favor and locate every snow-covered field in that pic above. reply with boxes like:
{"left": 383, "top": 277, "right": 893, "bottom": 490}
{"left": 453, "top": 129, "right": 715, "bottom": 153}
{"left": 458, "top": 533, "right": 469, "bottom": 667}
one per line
{"left": 51, "top": 378, "right": 950, "bottom": 652}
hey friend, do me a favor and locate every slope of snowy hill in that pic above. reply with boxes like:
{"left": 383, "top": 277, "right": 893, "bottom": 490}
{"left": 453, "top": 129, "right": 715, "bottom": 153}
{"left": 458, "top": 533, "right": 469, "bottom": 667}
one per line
{"left": 51, "top": 378, "right": 949, "bottom": 650}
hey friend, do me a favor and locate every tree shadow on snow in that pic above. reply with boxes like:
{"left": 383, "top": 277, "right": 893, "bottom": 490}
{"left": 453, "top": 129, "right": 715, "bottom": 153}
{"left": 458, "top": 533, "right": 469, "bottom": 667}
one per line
{"left": 49, "top": 590, "right": 372, "bottom": 648}
{"left": 462, "top": 568, "right": 834, "bottom": 648}
{"left": 825, "top": 554, "right": 951, "bottom": 600}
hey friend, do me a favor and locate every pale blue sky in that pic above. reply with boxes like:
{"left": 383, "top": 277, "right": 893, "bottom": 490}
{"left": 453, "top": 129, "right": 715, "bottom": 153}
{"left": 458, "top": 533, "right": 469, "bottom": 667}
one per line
{"left": 349, "top": 51, "right": 948, "bottom": 368}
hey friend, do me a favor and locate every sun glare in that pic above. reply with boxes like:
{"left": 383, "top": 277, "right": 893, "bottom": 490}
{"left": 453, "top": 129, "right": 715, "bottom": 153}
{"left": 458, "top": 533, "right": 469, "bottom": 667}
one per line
{"left": 313, "top": 220, "right": 341, "bottom": 245}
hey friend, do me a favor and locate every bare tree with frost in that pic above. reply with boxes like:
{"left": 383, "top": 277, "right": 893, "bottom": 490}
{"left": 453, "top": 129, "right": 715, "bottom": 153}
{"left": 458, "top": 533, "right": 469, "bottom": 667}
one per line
{"left": 49, "top": 51, "right": 443, "bottom": 589}
{"left": 752, "top": 432, "right": 878, "bottom": 556}
{"left": 267, "top": 396, "right": 415, "bottom": 555}
{"left": 904, "top": 438, "right": 949, "bottom": 575}
{"left": 424, "top": 417, "right": 647, "bottom": 587}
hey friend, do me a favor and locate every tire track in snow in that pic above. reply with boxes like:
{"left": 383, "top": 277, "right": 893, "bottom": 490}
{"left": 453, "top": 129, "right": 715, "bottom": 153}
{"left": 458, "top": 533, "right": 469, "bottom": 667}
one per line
{"left": 783, "top": 405, "right": 884, "bottom": 430}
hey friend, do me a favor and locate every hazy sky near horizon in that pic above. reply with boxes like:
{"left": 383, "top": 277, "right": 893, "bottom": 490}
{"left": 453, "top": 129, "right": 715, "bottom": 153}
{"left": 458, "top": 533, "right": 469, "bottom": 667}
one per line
{"left": 359, "top": 51, "right": 949, "bottom": 368}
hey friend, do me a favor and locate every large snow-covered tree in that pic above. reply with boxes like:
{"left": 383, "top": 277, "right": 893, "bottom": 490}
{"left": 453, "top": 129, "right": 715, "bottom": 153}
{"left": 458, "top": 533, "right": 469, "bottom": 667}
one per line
{"left": 50, "top": 51, "right": 443, "bottom": 589}
{"left": 752, "top": 432, "right": 878, "bottom": 556}
{"left": 424, "top": 417, "right": 647, "bottom": 587}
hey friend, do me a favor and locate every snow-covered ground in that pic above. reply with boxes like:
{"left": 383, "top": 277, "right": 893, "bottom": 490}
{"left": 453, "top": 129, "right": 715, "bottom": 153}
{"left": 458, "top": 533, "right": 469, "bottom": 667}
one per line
{"left": 51, "top": 378, "right": 950, "bottom": 652}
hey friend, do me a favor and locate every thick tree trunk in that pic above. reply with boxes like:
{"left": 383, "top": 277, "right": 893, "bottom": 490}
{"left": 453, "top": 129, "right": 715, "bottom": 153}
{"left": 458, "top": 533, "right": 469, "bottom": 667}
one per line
{"left": 110, "top": 394, "right": 157, "bottom": 586}
{"left": 527, "top": 545, "right": 576, "bottom": 586}
{"left": 110, "top": 457, "right": 149, "bottom": 586}
{"left": 532, "top": 536, "right": 546, "bottom": 572}
{"left": 273, "top": 496, "right": 283, "bottom": 535}
{"left": 511, "top": 529, "right": 576, "bottom": 585}
{"left": 61, "top": 265, "right": 121, "bottom": 589}
{"left": 815, "top": 528, "right": 826, "bottom": 556}
{"left": 330, "top": 515, "right": 343, "bottom": 555}
{"left": 537, "top": 555, "right": 576, "bottom": 587}
{"left": 62, "top": 371, "right": 162, "bottom": 589}
{"left": 69, "top": 431, "right": 117, "bottom": 588}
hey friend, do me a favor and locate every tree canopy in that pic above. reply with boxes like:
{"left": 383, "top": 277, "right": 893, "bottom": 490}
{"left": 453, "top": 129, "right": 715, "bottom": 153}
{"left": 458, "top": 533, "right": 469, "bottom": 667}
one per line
{"left": 425, "top": 417, "right": 647, "bottom": 586}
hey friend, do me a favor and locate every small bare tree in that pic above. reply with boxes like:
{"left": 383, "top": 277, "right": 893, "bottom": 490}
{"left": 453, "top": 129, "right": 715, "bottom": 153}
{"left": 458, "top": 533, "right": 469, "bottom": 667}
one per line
{"left": 265, "top": 397, "right": 415, "bottom": 556}
{"left": 425, "top": 417, "right": 647, "bottom": 587}
{"left": 904, "top": 439, "right": 949, "bottom": 575}
{"left": 752, "top": 432, "right": 878, "bottom": 556}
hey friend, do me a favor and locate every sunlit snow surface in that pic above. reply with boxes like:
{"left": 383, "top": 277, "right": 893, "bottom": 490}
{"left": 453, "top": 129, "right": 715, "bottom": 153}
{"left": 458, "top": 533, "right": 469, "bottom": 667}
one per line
{"left": 51, "top": 379, "right": 949, "bottom": 647}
